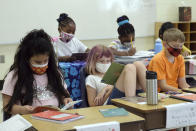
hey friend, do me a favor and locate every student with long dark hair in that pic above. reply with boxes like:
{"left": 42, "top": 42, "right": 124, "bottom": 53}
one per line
{"left": 2, "top": 29, "right": 72, "bottom": 115}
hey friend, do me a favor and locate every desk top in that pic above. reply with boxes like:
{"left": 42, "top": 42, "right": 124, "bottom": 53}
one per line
{"left": 111, "top": 98, "right": 187, "bottom": 113}
{"left": 183, "top": 87, "right": 196, "bottom": 93}
{"left": 23, "top": 105, "right": 144, "bottom": 131}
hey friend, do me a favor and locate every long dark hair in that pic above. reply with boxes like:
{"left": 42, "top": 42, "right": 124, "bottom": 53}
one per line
{"left": 4, "top": 29, "right": 70, "bottom": 113}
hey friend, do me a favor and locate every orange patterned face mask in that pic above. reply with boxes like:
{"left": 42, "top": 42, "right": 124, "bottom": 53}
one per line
{"left": 31, "top": 63, "right": 48, "bottom": 75}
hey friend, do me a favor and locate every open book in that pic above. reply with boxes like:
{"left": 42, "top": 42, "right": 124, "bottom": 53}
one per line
{"left": 71, "top": 53, "right": 88, "bottom": 61}
{"left": 101, "top": 62, "right": 125, "bottom": 85}
{"left": 32, "top": 110, "right": 84, "bottom": 124}
{"left": 170, "top": 93, "right": 196, "bottom": 102}
{"left": 33, "top": 100, "right": 82, "bottom": 113}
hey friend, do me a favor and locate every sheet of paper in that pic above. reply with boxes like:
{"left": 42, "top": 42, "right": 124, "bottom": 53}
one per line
{"left": 0, "top": 114, "right": 32, "bottom": 131}
{"left": 75, "top": 121, "right": 120, "bottom": 131}
{"left": 165, "top": 102, "right": 196, "bottom": 128}
{"left": 115, "top": 51, "right": 154, "bottom": 59}
{"left": 61, "top": 100, "right": 82, "bottom": 110}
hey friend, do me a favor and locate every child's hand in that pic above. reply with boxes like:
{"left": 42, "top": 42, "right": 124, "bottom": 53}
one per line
{"left": 64, "top": 98, "right": 73, "bottom": 105}
{"left": 182, "top": 50, "right": 190, "bottom": 57}
{"left": 64, "top": 98, "right": 73, "bottom": 109}
{"left": 94, "top": 96, "right": 103, "bottom": 106}
{"left": 22, "top": 105, "right": 34, "bottom": 114}
{"left": 94, "top": 89, "right": 106, "bottom": 105}
{"left": 128, "top": 47, "right": 136, "bottom": 56}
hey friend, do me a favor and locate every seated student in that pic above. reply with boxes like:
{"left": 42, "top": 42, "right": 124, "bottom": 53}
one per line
{"left": 148, "top": 28, "right": 190, "bottom": 93}
{"left": 109, "top": 15, "right": 136, "bottom": 56}
{"left": 85, "top": 45, "right": 146, "bottom": 106}
{"left": 2, "top": 29, "right": 72, "bottom": 115}
{"left": 158, "top": 22, "right": 191, "bottom": 56}
{"left": 53, "top": 13, "right": 90, "bottom": 62}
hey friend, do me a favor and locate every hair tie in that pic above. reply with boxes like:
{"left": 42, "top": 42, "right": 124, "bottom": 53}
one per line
{"left": 118, "top": 20, "right": 129, "bottom": 26}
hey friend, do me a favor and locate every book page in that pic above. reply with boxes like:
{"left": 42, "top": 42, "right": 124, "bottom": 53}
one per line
{"left": 0, "top": 114, "right": 32, "bottom": 131}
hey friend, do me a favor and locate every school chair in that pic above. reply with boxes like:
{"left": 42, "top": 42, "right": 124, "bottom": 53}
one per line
{"left": 0, "top": 80, "right": 4, "bottom": 90}
{"left": 79, "top": 66, "right": 89, "bottom": 108}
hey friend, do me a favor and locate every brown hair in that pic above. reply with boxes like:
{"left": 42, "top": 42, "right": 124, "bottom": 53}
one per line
{"left": 86, "top": 45, "right": 113, "bottom": 75}
{"left": 163, "top": 28, "right": 185, "bottom": 43}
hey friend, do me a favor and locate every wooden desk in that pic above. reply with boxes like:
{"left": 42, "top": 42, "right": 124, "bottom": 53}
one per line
{"left": 183, "top": 87, "right": 196, "bottom": 93}
{"left": 111, "top": 98, "right": 187, "bottom": 130}
{"left": 23, "top": 105, "right": 144, "bottom": 131}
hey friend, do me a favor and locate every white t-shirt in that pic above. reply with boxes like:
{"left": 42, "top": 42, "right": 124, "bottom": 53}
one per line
{"left": 85, "top": 75, "right": 109, "bottom": 105}
{"left": 53, "top": 37, "right": 87, "bottom": 57}
{"left": 109, "top": 40, "right": 135, "bottom": 52}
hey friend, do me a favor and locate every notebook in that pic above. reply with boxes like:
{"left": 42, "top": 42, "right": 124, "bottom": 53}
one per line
{"left": 71, "top": 53, "right": 88, "bottom": 61}
{"left": 0, "top": 114, "right": 35, "bottom": 131}
{"left": 33, "top": 100, "right": 82, "bottom": 113}
{"left": 170, "top": 93, "right": 196, "bottom": 102}
{"left": 101, "top": 62, "right": 125, "bottom": 85}
{"left": 32, "top": 110, "right": 84, "bottom": 124}
{"left": 99, "top": 108, "right": 128, "bottom": 117}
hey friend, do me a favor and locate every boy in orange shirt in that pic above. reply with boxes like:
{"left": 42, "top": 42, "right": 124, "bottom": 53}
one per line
{"left": 148, "top": 28, "right": 189, "bottom": 93}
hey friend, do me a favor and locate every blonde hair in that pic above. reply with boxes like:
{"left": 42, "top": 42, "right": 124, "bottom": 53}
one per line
{"left": 86, "top": 45, "right": 113, "bottom": 75}
{"left": 163, "top": 28, "right": 185, "bottom": 43}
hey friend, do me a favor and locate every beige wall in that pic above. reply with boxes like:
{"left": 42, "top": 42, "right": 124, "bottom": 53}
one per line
{"left": 156, "top": 0, "right": 196, "bottom": 21}
{"left": 1, "top": 0, "right": 196, "bottom": 79}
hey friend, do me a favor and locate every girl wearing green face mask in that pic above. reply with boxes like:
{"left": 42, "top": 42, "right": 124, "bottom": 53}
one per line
{"left": 109, "top": 15, "right": 136, "bottom": 56}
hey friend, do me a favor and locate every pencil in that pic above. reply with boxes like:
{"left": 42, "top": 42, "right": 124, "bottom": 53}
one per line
{"left": 131, "top": 37, "right": 133, "bottom": 48}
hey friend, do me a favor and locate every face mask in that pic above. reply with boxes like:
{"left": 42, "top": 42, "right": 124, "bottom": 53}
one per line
{"left": 60, "top": 31, "right": 74, "bottom": 43}
{"left": 123, "top": 41, "right": 135, "bottom": 48}
{"left": 96, "top": 62, "right": 111, "bottom": 73}
{"left": 31, "top": 63, "right": 48, "bottom": 75}
{"left": 167, "top": 47, "right": 182, "bottom": 57}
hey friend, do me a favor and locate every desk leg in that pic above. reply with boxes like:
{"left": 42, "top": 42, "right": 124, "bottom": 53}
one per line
{"left": 184, "top": 127, "right": 189, "bottom": 131}
{"left": 176, "top": 128, "right": 184, "bottom": 131}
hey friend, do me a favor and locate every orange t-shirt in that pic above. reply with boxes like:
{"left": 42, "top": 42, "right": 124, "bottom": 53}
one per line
{"left": 147, "top": 51, "right": 185, "bottom": 92}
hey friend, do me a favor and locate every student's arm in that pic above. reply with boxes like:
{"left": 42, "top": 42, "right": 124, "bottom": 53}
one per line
{"left": 158, "top": 80, "right": 182, "bottom": 93}
{"left": 86, "top": 85, "right": 98, "bottom": 107}
{"left": 109, "top": 47, "right": 136, "bottom": 56}
{"left": 86, "top": 85, "right": 113, "bottom": 106}
{"left": 3, "top": 94, "right": 33, "bottom": 115}
{"left": 94, "top": 85, "right": 113, "bottom": 106}
{"left": 178, "top": 77, "right": 190, "bottom": 89}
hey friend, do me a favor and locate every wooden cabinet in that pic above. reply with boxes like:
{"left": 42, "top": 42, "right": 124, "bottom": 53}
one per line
{"left": 155, "top": 22, "right": 196, "bottom": 54}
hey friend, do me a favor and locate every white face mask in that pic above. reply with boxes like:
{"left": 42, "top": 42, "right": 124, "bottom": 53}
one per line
{"left": 96, "top": 62, "right": 111, "bottom": 73}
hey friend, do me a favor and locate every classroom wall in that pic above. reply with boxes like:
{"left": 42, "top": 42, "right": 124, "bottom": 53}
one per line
{"left": 156, "top": 0, "right": 196, "bottom": 21}
{"left": 1, "top": 0, "right": 196, "bottom": 79}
